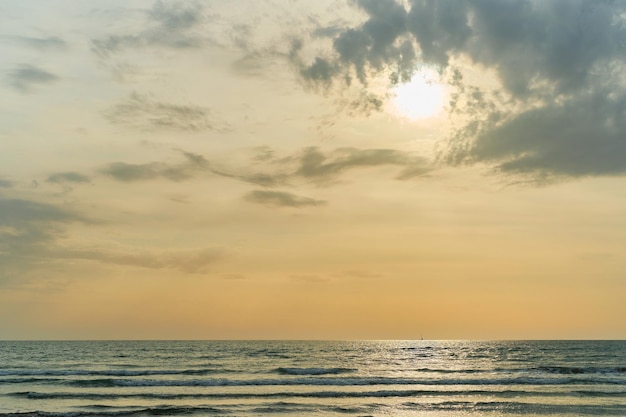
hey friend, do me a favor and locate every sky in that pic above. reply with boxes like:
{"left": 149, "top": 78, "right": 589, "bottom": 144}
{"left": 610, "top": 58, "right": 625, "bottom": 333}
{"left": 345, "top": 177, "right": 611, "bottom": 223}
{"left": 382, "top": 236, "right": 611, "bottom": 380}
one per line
{"left": 1, "top": 0, "right": 626, "bottom": 340}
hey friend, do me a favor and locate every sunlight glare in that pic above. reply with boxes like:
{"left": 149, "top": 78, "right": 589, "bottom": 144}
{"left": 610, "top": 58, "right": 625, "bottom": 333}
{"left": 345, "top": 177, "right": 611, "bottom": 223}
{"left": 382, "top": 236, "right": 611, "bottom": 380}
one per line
{"left": 390, "top": 69, "right": 446, "bottom": 120}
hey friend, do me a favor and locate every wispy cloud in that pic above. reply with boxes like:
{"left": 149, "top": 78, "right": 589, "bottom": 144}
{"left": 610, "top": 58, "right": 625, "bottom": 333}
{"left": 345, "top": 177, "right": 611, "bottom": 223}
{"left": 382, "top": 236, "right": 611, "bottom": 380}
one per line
{"left": 100, "top": 151, "right": 208, "bottom": 182}
{"left": 293, "top": 147, "right": 431, "bottom": 183}
{"left": 48, "top": 246, "right": 223, "bottom": 274}
{"left": 0, "top": 194, "right": 222, "bottom": 288}
{"left": 290, "top": 274, "right": 329, "bottom": 283}
{"left": 149, "top": 0, "right": 202, "bottom": 31}
{"left": 0, "top": 196, "right": 87, "bottom": 287}
{"left": 92, "top": 0, "right": 205, "bottom": 57}
{"left": 47, "top": 172, "right": 91, "bottom": 184}
{"left": 245, "top": 190, "right": 326, "bottom": 208}
{"left": 99, "top": 146, "right": 431, "bottom": 188}
{"left": 7, "top": 36, "right": 66, "bottom": 50}
{"left": 7, "top": 64, "right": 59, "bottom": 92}
{"left": 106, "top": 93, "right": 230, "bottom": 132}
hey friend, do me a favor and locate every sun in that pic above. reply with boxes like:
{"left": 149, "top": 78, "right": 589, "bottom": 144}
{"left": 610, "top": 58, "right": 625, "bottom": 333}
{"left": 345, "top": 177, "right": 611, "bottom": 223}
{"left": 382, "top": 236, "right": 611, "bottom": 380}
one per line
{"left": 390, "top": 69, "right": 446, "bottom": 120}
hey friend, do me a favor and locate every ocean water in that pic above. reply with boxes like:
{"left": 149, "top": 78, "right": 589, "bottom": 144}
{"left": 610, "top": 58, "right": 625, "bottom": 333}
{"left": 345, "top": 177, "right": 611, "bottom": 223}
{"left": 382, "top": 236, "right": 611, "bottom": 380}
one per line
{"left": 0, "top": 340, "right": 625, "bottom": 416}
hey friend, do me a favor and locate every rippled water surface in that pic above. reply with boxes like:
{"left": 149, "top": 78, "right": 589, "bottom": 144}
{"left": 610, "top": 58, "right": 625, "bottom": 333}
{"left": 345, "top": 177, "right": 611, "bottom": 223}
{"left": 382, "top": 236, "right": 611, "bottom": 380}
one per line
{"left": 1, "top": 340, "right": 625, "bottom": 416}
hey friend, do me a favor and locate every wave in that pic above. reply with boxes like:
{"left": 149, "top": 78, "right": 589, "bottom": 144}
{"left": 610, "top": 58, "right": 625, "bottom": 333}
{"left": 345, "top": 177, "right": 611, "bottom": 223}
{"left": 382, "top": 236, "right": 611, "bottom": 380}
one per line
{"left": 400, "top": 400, "right": 626, "bottom": 414}
{"left": 0, "top": 369, "right": 227, "bottom": 377}
{"left": 0, "top": 378, "right": 61, "bottom": 385}
{"left": 275, "top": 367, "right": 355, "bottom": 375}
{"left": 10, "top": 388, "right": 626, "bottom": 401}
{"left": 63, "top": 375, "right": 626, "bottom": 388}
{"left": 403, "top": 366, "right": 626, "bottom": 375}
{"left": 533, "top": 366, "right": 626, "bottom": 375}
{"left": 3, "top": 401, "right": 626, "bottom": 417}
{"left": 0, "top": 406, "right": 226, "bottom": 417}
{"left": 4, "top": 366, "right": 624, "bottom": 379}
{"left": 0, "top": 404, "right": 373, "bottom": 417}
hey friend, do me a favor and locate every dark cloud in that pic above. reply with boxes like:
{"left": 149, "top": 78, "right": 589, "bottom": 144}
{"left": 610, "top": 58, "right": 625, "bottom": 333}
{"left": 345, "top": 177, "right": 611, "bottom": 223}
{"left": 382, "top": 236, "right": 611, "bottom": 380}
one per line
{"left": 448, "top": 90, "right": 626, "bottom": 179}
{"left": 302, "top": 0, "right": 625, "bottom": 96}
{"left": 7, "top": 65, "right": 59, "bottom": 92}
{"left": 92, "top": 0, "right": 204, "bottom": 57}
{"left": 299, "top": 57, "right": 339, "bottom": 87}
{"left": 47, "top": 172, "right": 91, "bottom": 184}
{"left": 296, "top": 0, "right": 626, "bottom": 180}
{"left": 245, "top": 190, "right": 326, "bottom": 208}
{"left": 106, "top": 93, "right": 230, "bottom": 132}
{"left": 460, "top": 1, "right": 623, "bottom": 98}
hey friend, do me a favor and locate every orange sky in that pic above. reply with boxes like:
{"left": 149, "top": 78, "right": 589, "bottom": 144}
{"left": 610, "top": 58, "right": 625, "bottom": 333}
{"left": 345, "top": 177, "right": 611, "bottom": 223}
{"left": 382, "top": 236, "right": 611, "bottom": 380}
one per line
{"left": 1, "top": 0, "right": 626, "bottom": 340}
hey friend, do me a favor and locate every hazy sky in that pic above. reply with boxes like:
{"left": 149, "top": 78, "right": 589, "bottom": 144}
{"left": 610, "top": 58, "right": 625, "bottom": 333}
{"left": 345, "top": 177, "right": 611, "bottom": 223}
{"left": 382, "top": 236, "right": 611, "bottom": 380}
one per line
{"left": 2, "top": 0, "right": 626, "bottom": 340}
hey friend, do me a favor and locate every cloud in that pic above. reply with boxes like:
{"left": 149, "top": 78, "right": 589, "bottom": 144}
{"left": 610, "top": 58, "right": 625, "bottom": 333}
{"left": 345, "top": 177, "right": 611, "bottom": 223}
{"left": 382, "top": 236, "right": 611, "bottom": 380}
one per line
{"left": 302, "top": 0, "right": 625, "bottom": 96}
{"left": 106, "top": 92, "right": 230, "bottom": 132}
{"left": 0, "top": 194, "right": 221, "bottom": 287}
{"left": 92, "top": 0, "right": 204, "bottom": 57}
{"left": 100, "top": 146, "right": 430, "bottom": 187}
{"left": 293, "top": 147, "right": 430, "bottom": 183}
{"left": 206, "top": 146, "right": 430, "bottom": 186}
{"left": 0, "top": 197, "right": 87, "bottom": 286}
{"left": 211, "top": 169, "right": 287, "bottom": 187}
{"left": 100, "top": 150, "right": 283, "bottom": 186}
{"left": 149, "top": 0, "right": 201, "bottom": 31}
{"left": 0, "top": 197, "right": 84, "bottom": 228}
{"left": 448, "top": 90, "right": 626, "bottom": 179}
{"left": 7, "top": 65, "right": 59, "bottom": 92}
{"left": 245, "top": 190, "right": 326, "bottom": 208}
{"left": 290, "top": 274, "right": 329, "bottom": 283}
{"left": 101, "top": 151, "right": 208, "bottom": 182}
{"left": 0, "top": 180, "right": 13, "bottom": 188}
{"left": 295, "top": 0, "right": 626, "bottom": 180}
{"left": 8, "top": 36, "right": 66, "bottom": 50}
{"left": 48, "top": 246, "right": 222, "bottom": 274}
{"left": 100, "top": 149, "right": 286, "bottom": 186}
{"left": 47, "top": 172, "right": 91, "bottom": 184}
{"left": 102, "top": 161, "right": 190, "bottom": 182}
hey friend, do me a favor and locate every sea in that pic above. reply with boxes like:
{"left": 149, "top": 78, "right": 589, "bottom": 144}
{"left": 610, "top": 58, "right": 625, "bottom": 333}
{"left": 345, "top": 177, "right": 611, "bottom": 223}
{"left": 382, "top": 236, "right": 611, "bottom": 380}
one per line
{"left": 0, "top": 340, "right": 625, "bottom": 417}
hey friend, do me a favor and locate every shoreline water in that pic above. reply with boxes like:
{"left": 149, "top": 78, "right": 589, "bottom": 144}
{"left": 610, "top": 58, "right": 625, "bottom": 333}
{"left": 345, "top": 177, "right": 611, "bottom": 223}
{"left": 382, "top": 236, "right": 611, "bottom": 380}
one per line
{"left": 1, "top": 340, "right": 625, "bottom": 416}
